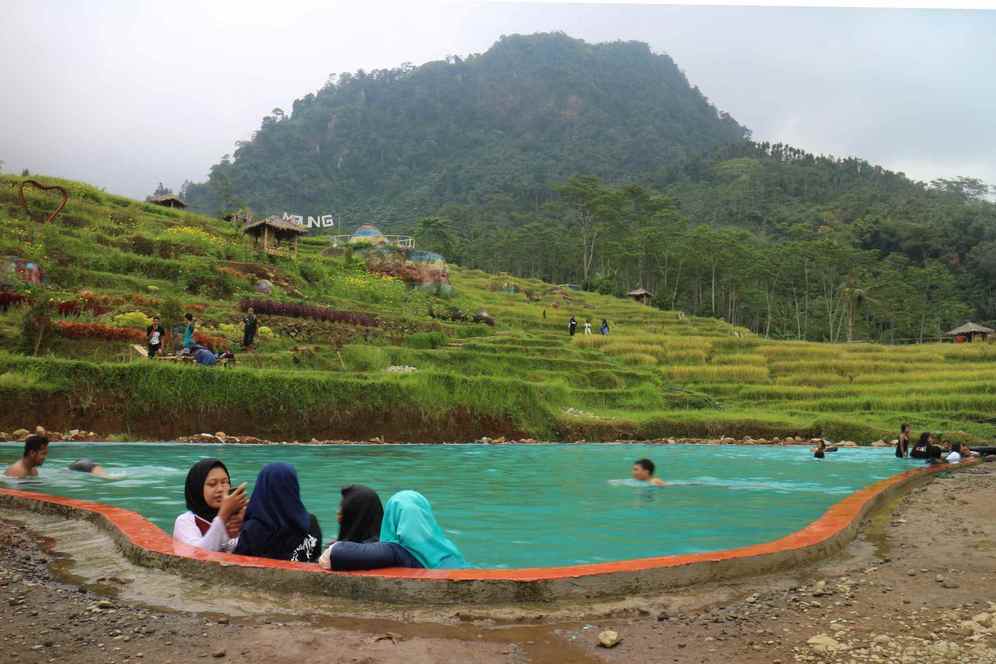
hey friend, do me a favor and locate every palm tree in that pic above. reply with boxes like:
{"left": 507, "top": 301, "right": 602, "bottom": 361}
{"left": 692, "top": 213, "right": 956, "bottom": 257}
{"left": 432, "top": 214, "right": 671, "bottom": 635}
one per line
{"left": 840, "top": 273, "right": 878, "bottom": 343}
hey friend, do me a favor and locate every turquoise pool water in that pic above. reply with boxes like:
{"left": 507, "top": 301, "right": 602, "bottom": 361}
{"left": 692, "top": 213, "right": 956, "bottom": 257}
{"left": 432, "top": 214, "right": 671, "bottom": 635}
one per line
{"left": 1, "top": 443, "right": 916, "bottom": 568}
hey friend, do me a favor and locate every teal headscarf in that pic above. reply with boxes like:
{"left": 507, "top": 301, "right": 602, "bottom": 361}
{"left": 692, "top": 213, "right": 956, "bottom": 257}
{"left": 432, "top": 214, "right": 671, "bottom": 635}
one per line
{"left": 379, "top": 490, "right": 467, "bottom": 569}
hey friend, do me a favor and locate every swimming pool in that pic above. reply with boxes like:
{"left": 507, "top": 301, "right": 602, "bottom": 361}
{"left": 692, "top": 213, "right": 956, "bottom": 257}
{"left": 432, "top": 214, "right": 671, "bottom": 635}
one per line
{"left": 1, "top": 443, "right": 916, "bottom": 568}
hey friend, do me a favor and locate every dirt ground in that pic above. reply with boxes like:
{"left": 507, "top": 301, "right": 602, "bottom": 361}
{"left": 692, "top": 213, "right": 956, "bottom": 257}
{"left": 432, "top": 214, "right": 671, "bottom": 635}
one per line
{"left": 2, "top": 463, "right": 995, "bottom": 664}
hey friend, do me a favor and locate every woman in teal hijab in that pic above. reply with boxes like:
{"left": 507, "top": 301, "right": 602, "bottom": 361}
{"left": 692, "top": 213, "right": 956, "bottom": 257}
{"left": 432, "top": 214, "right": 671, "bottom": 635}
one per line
{"left": 380, "top": 490, "right": 467, "bottom": 569}
{"left": 318, "top": 490, "right": 467, "bottom": 571}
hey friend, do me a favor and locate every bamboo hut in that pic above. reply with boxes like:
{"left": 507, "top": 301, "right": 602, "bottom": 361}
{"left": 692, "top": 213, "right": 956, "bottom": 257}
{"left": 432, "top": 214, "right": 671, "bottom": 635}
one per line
{"left": 242, "top": 215, "right": 307, "bottom": 256}
{"left": 943, "top": 322, "right": 994, "bottom": 343}
{"left": 148, "top": 195, "right": 187, "bottom": 209}
{"left": 627, "top": 287, "right": 653, "bottom": 305}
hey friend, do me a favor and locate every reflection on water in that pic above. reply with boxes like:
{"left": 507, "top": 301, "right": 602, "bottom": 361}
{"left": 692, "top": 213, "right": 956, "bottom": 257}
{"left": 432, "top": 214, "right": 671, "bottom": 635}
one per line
{"left": 0, "top": 443, "right": 915, "bottom": 568}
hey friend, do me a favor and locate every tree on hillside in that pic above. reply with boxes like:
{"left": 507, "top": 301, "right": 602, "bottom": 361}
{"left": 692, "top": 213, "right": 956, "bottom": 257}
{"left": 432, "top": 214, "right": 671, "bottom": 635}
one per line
{"left": 555, "top": 176, "right": 624, "bottom": 289}
{"left": 414, "top": 216, "right": 458, "bottom": 259}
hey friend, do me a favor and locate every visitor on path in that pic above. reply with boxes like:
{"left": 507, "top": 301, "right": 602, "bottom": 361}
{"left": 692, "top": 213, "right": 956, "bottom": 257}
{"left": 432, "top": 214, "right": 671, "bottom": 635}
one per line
{"left": 584, "top": 319, "right": 592, "bottom": 335}
{"left": 146, "top": 316, "right": 165, "bottom": 359}
{"left": 895, "top": 423, "right": 911, "bottom": 458}
{"left": 632, "top": 458, "right": 665, "bottom": 486}
{"left": 173, "top": 459, "right": 246, "bottom": 552}
{"left": 182, "top": 313, "right": 196, "bottom": 350}
{"left": 242, "top": 307, "right": 258, "bottom": 350}
{"left": 600, "top": 319, "right": 609, "bottom": 335}
{"left": 911, "top": 432, "right": 931, "bottom": 459}
{"left": 68, "top": 458, "right": 109, "bottom": 477}
{"left": 569, "top": 316, "right": 577, "bottom": 336}
{"left": 3, "top": 431, "right": 49, "bottom": 478}
{"left": 234, "top": 463, "right": 322, "bottom": 563}
{"left": 319, "top": 490, "right": 466, "bottom": 571}
{"left": 192, "top": 347, "right": 235, "bottom": 367}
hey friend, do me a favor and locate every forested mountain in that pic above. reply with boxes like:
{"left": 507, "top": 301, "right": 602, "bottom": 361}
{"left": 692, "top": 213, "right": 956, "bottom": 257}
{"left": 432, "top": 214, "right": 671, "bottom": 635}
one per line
{"left": 184, "top": 33, "right": 996, "bottom": 343}
{"left": 184, "top": 33, "right": 747, "bottom": 223}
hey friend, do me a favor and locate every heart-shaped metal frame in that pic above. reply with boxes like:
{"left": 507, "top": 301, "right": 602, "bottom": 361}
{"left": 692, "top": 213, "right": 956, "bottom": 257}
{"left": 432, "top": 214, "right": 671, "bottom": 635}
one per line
{"left": 17, "top": 179, "right": 69, "bottom": 225}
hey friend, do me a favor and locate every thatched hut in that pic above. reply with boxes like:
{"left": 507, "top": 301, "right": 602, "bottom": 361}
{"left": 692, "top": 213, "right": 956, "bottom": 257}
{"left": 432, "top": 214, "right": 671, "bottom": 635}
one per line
{"left": 627, "top": 287, "right": 653, "bottom": 305}
{"left": 943, "top": 322, "right": 994, "bottom": 343}
{"left": 148, "top": 195, "right": 187, "bottom": 209}
{"left": 241, "top": 215, "right": 307, "bottom": 255}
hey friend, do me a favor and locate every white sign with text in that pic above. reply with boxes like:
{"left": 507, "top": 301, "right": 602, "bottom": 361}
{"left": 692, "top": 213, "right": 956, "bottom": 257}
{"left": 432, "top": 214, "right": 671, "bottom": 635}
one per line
{"left": 282, "top": 212, "right": 336, "bottom": 229}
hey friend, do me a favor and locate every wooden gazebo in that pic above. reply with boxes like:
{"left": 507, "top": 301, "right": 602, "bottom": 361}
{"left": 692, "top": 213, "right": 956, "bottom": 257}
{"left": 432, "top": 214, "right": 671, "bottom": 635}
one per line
{"left": 627, "top": 287, "right": 653, "bottom": 305}
{"left": 242, "top": 215, "right": 307, "bottom": 256}
{"left": 943, "top": 322, "right": 994, "bottom": 343}
{"left": 148, "top": 195, "right": 187, "bottom": 209}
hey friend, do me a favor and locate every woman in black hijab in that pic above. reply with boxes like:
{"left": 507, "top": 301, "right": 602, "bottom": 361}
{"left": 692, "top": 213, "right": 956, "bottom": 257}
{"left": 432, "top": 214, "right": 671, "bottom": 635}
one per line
{"left": 337, "top": 485, "right": 384, "bottom": 544}
{"left": 234, "top": 463, "right": 322, "bottom": 562}
{"left": 173, "top": 458, "right": 246, "bottom": 552}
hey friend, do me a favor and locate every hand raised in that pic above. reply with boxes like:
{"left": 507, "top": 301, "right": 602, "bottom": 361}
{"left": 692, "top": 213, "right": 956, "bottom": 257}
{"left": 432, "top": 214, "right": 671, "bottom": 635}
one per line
{"left": 218, "top": 483, "right": 248, "bottom": 520}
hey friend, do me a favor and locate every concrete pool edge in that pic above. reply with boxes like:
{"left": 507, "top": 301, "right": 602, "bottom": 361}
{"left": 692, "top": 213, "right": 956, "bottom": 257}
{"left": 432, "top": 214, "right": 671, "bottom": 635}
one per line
{"left": 0, "top": 461, "right": 979, "bottom": 604}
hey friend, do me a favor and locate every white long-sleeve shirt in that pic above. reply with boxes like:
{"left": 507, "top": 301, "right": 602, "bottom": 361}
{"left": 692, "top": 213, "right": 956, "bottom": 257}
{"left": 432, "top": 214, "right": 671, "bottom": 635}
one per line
{"left": 173, "top": 511, "right": 238, "bottom": 552}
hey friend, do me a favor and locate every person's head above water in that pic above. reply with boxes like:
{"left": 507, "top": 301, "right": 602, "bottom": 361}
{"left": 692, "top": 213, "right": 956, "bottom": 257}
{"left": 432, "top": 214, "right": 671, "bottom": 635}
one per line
{"left": 22, "top": 433, "right": 49, "bottom": 467}
{"left": 184, "top": 459, "right": 232, "bottom": 522}
{"left": 631, "top": 458, "right": 656, "bottom": 481}
{"left": 337, "top": 484, "right": 384, "bottom": 544}
{"left": 380, "top": 490, "right": 466, "bottom": 569}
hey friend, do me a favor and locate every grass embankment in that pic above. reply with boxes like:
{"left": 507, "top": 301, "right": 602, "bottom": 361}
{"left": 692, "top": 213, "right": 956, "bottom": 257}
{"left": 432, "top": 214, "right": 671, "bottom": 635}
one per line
{"left": 1, "top": 173, "right": 994, "bottom": 443}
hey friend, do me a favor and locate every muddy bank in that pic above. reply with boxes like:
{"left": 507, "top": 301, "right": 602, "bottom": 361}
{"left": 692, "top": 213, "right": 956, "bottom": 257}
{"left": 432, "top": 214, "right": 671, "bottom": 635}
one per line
{"left": 2, "top": 425, "right": 882, "bottom": 448}
{"left": 0, "top": 393, "right": 531, "bottom": 442}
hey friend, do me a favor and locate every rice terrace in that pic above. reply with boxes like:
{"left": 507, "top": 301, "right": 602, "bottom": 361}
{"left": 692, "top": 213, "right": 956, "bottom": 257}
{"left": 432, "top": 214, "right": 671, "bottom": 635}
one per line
{"left": 2, "top": 5, "right": 996, "bottom": 664}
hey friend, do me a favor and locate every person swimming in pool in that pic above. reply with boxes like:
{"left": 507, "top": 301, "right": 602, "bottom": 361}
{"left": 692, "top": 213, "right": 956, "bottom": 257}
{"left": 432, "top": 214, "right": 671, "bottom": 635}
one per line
{"left": 3, "top": 431, "right": 49, "bottom": 478}
{"left": 631, "top": 458, "right": 665, "bottom": 486}
{"left": 68, "top": 458, "right": 109, "bottom": 477}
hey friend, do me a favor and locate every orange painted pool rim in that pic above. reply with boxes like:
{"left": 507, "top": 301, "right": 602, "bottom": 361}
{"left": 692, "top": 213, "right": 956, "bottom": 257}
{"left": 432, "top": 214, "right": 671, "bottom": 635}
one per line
{"left": 0, "top": 461, "right": 974, "bottom": 583}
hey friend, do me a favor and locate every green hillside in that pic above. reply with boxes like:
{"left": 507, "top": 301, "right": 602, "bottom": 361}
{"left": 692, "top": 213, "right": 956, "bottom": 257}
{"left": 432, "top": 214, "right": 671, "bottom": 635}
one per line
{"left": 179, "top": 33, "right": 996, "bottom": 343}
{"left": 2, "top": 174, "right": 995, "bottom": 444}
{"left": 182, "top": 32, "right": 747, "bottom": 223}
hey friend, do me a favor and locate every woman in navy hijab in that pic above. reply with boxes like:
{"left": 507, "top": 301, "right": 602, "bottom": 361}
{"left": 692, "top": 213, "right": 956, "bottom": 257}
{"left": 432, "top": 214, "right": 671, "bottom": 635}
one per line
{"left": 234, "top": 463, "right": 322, "bottom": 563}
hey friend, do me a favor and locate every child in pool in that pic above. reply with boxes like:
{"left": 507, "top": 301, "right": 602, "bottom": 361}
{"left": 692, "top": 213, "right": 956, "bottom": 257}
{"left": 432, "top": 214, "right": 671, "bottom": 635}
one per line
{"left": 631, "top": 458, "right": 665, "bottom": 486}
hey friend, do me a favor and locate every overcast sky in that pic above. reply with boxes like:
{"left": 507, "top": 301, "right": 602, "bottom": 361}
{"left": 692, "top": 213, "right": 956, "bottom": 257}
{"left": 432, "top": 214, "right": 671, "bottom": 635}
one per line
{"left": 1, "top": 1, "right": 994, "bottom": 199}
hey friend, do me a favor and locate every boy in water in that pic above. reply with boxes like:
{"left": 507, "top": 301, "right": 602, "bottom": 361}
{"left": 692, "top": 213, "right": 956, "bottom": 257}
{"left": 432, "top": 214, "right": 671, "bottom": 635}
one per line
{"left": 632, "top": 458, "right": 665, "bottom": 486}
{"left": 4, "top": 432, "right": 49, "bottom": 478}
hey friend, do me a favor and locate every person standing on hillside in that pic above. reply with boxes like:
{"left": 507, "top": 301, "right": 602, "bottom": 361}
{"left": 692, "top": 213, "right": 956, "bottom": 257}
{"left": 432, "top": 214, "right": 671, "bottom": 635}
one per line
{"left": 146, "top": 316, "right": 165, "bottom": 359}
{"left": 600, "top": 319, "right": 609, "bottom": 335}
{"left": 569, "top": 316, "right": 577, "bottom": 336}
{"left": 584, "top": 319, "right": 592, "bottom": 335}
{"left": 182, "top": 313, "right": 195, "bottom": 350}
{"left": 242, "top": 307, "right": 258, "bottom": 351}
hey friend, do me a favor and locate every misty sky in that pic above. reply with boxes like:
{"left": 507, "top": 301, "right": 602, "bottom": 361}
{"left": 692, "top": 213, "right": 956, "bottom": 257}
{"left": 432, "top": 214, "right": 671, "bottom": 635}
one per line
{"left": 2, "top": 1, "right": 994, "bottom": 199}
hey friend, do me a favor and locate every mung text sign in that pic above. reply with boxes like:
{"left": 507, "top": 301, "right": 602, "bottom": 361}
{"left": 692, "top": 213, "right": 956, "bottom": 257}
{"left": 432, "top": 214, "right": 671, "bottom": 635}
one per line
{"left": 282, "top": 212, "right": 336, "bottom": 229}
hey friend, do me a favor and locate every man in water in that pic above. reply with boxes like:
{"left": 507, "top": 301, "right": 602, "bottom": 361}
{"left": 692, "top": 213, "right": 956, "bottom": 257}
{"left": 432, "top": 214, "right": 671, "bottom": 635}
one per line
{"left": 68, "top": 458, "right": 109, "bottom": 477}
{"left": 632, "top": 458, "right": 665, "bottom": 486}
{"left": 4, "top": 433, "right": 49, "bottom": 478}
